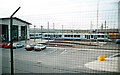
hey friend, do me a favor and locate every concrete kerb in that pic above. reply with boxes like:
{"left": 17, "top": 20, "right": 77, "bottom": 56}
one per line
{"left": 84, "top": 57, "right": 120, "bottom": 72}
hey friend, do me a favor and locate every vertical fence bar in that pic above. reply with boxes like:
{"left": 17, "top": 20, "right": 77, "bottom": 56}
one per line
{"left": 10, "top": 7, "right": 21, "bottom": 75}
{"left": 10, "top": 16, "right": 14, "bottom": 75}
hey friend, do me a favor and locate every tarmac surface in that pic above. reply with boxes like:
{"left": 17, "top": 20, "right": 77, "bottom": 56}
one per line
{"left": 17, "top": 39, "right": 120, "bottom": 73}
{"left": 0, "top": 39, "right": 120, "bottom": 74}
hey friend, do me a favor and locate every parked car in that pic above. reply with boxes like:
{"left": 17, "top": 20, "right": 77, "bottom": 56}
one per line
{"left": 34, "top": 44, "right": 46, "bottom": 51}
{"left": 4, "top": 43, "right": 11, "bottom": 48}
{"left": 13, "top": 43, "right": 24, "bottom": 48}
{"left": 3, "top": 43, "right": 23, "bottom": 49}
{"left": 109, "top": 53, "right": 120, "bottom": 58}
{"left": 25, "top": 44, "right": 36, "bottom": 51}
{"left": 0, "top": 42, "right": 8, "bottom": 48}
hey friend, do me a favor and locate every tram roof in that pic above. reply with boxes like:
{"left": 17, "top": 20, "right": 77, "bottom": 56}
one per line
{"left": 43, "top": 33, "right": 107, "bottom": 35}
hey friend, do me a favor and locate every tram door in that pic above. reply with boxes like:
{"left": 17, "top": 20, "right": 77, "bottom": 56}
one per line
{"left": 87, "top": 35, "right": 90, "bottom": 39}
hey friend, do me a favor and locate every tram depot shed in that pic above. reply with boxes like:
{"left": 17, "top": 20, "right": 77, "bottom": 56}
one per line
{"left": 0, "top": 17, "right": 32, "bottom": 42}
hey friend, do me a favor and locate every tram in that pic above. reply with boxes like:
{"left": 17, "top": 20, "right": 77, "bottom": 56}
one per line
{"left": 42, "top": 33, "right": 110, "bottom": 41}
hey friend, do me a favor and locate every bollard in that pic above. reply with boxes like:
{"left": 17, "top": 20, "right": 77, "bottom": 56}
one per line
{"left": 97, "top": 55, "right": 105, "bottom": 61}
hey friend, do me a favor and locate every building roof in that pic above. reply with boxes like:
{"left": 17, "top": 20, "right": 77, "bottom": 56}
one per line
{"left": 0, "top": 17, "right": 32, "bottom": 25}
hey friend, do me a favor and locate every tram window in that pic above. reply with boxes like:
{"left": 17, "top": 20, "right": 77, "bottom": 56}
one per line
{"left": 30, "top": 34, "right": 34, "bottom": 36}
{"left": 39, "top": 34, "right": 41, "bottom": 36}
{"left": 74, "top": 35, "right": 77, "bottom": 37}
{"left": 101, "top": 35, "right": 104, "bottom": 38}
{"left": 74, "top": 35, "right": 79, "bottom": 37}
{"left": 50, "top": 35, "right": 52, "bottom": 37}
{"left": 85, "top": 35, "right": 87, "bottom": 38}
{"left": 91, "top": 35, "right": 93, "bottom": 38}
{"left": 35, "top": 34, "right": 38, "bottom": 36}
{"left": 98, "top": 35, "right": 100, "bottom": 38}
{"left": 94, "top": 35, "right": 97, "bottom": 39}
{"left": 51, "top": 35, "right": 54, "bottom": 37}
{"left": 48, "top": 35, "right": 50, "bottom": 37}
{"left": 68, "top": 35, "right": 70, "bottom": 37}
{"left": 71, "top": 35, "right": 73, "bottom": 37}
{"left": 59, "top": 35, "right": 62, "bottom": 37}
{"left": 48, "top": 35, "right": 51, "bottom": 37}
{"left": 45, "top": 35, "right": 47, "bottom": 37}
{"left": 77, "top": 35, "right": 80, "bottom": 37}
{"left": 65, "top": 35, "right": 67, "bottom": 37}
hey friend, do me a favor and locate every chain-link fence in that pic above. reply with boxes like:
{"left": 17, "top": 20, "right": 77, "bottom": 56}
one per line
{"left": 1, "top": 0, "right": 120, "bottom": 75}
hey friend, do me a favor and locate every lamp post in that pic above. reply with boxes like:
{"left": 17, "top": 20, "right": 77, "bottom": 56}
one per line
{"left": 34, "top": 25, "right": 36, "bottom": 43}
{"left": 48, "top": 22, "right": 49, "bottom": 46}
{"left": 41, "top": 25, "right": 43, "bottom": 41}
{"left": 10, "top": 7, "right": 21, "bottom": 75}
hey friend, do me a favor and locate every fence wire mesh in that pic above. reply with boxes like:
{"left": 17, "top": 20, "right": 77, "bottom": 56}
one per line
{"left": 1, "top": 0, "right": 120, "bottom": 75}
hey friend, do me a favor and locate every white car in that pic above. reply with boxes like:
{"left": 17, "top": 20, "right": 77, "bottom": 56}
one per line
{"left": 34, "top": 44, "right": 46, "bottom": 51}
{"left": 109, "top": 53, "right": 120, "bottom": 58}
{"left": 13, "top": 43, "right": 24, "bottom": 48}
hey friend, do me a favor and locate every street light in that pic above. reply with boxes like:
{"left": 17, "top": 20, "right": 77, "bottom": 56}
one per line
{"left": 34, "top": 25, "right": 36, "bottom": 43}
{"left": 48, "top": 22, "right": 49, "bottom": 46}
{"left": 10, "top": 7, "right": 21, "bottom": 75}
{"left": 41, "top": 25, "right": 43, "bottom": 41}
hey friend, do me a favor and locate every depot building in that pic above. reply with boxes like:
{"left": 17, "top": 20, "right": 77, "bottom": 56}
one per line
{"left": 0, "top": 17, "right": 32, "bottom": 42}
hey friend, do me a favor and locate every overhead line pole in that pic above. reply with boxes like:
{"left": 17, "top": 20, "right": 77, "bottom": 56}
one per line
{"left": 53, "top": 23, "right": 54, "bottom": 30}
{"left": 48, "top": 22, "right": 49, "bottom": 46}
{"left": 10, "top": 7, "right": 21, "bottom": 75}
{"left": 96, "top": 0, "right": 99, "bottom": 43}
{"left": 41, "top": 25, "right": 43, "bottom": 41}
{"left": 34, "top": 25, "right": 36, "bottom": 43}
{"left": 90, "top": 21, "right": 92, "bottom": 44}
{"left": 97, "top": 0, "right": 99, "bottom": 31}
{"left": 62, "top": 25, "right": 63, "bottom": 34}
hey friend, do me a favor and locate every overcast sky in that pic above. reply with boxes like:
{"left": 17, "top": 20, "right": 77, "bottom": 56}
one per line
{"left": 0, "top": 0, "right": 119, "bottom": 29}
